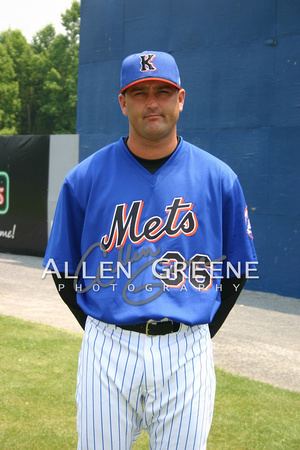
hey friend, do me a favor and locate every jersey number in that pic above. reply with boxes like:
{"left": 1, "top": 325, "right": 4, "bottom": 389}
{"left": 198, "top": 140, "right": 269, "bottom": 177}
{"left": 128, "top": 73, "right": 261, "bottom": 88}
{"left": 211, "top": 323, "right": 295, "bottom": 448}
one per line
{"left": 153, "top": 251, "right": 212, "bottom": 290}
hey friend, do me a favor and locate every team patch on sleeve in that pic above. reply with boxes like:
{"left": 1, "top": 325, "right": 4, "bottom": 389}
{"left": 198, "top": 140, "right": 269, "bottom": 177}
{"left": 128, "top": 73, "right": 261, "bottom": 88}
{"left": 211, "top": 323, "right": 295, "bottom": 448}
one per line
{"left": 244, "top": 206, "right": 254, "bottom": 239}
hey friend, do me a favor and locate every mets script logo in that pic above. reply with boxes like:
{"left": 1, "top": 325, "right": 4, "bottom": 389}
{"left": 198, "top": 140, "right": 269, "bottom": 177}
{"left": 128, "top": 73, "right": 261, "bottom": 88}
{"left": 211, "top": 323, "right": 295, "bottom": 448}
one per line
{"left": 140, "top": 54, "right": 156, "bottom": 72}
{"left": 101, "top": 197, "right": 198, "bottom": 252}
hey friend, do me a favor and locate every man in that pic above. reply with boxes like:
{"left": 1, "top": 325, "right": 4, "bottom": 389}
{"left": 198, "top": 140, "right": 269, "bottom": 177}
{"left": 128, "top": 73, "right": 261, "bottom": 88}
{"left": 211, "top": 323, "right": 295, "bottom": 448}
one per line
{"left": 44, "top": 50, "right": 257, "bottom": 449}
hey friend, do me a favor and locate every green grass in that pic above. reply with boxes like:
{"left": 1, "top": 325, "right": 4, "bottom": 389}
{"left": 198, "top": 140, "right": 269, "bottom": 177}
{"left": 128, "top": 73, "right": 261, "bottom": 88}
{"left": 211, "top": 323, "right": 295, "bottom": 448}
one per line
{"left": 0, "top": 315, "right": 299, "bottom": 450}
{"left": 208, "top": 370, "right": 300, "bottom": 449}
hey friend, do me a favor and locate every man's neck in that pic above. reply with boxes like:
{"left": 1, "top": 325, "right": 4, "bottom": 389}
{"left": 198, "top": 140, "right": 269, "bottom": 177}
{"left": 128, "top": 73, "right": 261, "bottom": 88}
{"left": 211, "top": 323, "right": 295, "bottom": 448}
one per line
{"left": 127, "top": 132, "right": 179, "bottom": 160}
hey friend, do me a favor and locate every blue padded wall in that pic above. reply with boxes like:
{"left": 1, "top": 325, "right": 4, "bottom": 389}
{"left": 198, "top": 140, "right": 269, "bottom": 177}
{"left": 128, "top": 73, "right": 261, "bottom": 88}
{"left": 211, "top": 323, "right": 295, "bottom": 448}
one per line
{"left": 77, "top": 0, "right": 300, "bottom": 298}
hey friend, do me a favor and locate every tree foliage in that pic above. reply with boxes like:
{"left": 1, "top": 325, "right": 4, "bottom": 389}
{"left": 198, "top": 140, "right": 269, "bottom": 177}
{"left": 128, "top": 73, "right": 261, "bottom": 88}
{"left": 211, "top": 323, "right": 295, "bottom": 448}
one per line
{"left": 0, "top": 1, "right": 80, "bottom": 135}
{"left": 0, "top": 43, "right": 21, "bottom": 134}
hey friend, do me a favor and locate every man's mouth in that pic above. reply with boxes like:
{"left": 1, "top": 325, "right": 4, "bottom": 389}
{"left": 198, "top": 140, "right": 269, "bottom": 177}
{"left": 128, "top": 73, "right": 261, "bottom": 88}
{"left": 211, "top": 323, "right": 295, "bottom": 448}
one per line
{"left": 144, "top": 114, "right": 163, "bottom": 119}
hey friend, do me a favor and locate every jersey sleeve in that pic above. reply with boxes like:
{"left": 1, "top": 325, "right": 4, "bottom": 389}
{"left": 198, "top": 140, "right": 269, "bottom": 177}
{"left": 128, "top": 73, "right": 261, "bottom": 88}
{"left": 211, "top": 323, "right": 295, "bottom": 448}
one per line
{"left": 222, "top": 176, "right": 258, "bottom": 278}
{"left": 43, "top": 179, "right": 84, "bottom": 273}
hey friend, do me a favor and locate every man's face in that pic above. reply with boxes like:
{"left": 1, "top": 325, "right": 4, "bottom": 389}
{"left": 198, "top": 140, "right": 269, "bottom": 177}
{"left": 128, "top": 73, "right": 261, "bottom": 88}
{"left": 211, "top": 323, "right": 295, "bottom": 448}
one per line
{"left": 118, "top": 81, "right": 185, "bottom": 142}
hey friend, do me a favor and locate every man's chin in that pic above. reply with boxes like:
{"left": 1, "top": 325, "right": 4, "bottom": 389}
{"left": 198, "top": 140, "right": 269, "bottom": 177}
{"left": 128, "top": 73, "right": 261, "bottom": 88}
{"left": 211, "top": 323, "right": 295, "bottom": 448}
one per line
{"left": 142, "top": 123, "right": 170, "bottom": 138}
{"left": 143, "top": 129, "right": 170, "bottom": 141}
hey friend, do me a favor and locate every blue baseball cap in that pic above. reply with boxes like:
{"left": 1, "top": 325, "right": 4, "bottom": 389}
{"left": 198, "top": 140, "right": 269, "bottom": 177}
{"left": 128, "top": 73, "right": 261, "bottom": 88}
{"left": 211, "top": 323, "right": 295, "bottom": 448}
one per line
{"left": 120, "top": 50, "right": 181, "bottom": 93}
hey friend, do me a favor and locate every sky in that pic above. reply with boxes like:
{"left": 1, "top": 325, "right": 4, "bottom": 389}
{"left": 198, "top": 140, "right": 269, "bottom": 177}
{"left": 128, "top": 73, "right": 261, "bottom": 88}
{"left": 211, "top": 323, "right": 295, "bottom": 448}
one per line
{"left": 1, "top": 0, "right": 76, "bottom": 42}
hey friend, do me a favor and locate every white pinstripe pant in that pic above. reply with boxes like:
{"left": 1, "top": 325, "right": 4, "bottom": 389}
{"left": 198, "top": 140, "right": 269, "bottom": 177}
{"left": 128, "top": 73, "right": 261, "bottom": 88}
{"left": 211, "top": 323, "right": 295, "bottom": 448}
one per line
{"left": 76, "top": 316, "right": 216, "bottom": 450}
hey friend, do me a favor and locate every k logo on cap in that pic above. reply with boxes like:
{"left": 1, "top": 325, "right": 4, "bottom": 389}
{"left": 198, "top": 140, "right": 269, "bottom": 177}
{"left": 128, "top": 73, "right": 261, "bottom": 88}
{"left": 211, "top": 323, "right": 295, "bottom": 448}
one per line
{"left": 140, "top": 54, "right": 156, "bottom": 72}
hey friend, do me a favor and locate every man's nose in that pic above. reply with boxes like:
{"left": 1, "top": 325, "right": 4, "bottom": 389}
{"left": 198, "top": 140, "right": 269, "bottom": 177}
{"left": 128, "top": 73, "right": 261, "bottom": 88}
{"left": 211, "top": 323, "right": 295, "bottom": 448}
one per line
{"left": 145, "top": 93, "right": 159, "bottom": 108}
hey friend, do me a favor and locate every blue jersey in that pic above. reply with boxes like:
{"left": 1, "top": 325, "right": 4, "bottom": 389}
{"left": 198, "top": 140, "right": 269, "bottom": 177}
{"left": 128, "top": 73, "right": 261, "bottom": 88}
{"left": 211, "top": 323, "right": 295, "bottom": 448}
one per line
{"left": 43, "top": 137, "right": 257, "bottom": 325}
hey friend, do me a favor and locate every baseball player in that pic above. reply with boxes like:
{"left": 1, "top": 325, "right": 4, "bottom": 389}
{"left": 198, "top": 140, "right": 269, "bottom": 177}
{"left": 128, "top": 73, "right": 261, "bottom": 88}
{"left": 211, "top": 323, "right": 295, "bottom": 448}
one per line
{"left": 43, "top": 50, "right": 257, "bottom": 449}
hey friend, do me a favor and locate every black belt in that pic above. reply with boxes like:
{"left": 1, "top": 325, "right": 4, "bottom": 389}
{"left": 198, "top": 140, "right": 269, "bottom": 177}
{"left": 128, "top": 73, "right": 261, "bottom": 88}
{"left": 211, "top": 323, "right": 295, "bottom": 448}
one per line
{"left": 118, "top": 319, "right": 181, "bottom": 336}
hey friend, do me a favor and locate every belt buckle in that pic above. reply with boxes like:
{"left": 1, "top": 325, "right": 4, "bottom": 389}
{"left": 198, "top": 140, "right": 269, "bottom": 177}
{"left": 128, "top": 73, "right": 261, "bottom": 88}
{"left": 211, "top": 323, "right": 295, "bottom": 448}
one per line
{"left": 146, "top": 319, "right": 157, "bottom": 336}
{"left": 145, "top": 318, "right": 173, "bottom": 336}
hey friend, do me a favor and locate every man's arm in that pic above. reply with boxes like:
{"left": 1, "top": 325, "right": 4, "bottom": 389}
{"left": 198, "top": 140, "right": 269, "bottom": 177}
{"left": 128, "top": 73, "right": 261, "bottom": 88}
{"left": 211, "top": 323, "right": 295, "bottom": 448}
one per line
{"left": 53, "top": 273, "right": 245, "bottom": 336}
{"left": 52, "top": 273, "right": 87, "bottom": 330}
{"left": 209, "top": 275, "right": 246, "bottom": 338}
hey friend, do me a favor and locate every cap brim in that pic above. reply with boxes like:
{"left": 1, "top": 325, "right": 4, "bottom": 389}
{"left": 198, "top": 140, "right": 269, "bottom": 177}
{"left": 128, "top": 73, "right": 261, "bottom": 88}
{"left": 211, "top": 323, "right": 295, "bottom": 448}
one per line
{"left": 120, "top": 77, "right": 181, "bottom": 94}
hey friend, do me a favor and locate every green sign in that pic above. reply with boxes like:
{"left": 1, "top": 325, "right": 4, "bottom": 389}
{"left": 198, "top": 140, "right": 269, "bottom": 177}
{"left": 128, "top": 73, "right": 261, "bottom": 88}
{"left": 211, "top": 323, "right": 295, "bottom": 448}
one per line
{"left": 0, "top": 172, "right": 9, "bottom": 214}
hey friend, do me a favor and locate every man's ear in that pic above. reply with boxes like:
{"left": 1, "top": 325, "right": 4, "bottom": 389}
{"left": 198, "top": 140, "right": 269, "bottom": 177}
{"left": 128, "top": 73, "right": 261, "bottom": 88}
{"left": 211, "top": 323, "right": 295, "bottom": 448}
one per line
{"left": 178, "top": 88, "right": 186, "bottom": 112}
{"left": 118, "top": 93, "right": 128, "bottom": 116}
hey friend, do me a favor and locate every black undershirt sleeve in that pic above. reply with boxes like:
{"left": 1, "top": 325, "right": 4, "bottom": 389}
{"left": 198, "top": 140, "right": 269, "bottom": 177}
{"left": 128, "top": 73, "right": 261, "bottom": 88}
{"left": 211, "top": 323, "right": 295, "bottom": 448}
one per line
{"left": 209, "top": 275, "right": 246, "bottom": 338}
{"left": 52, "top": 273, "right": 87, "bottom": 330}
